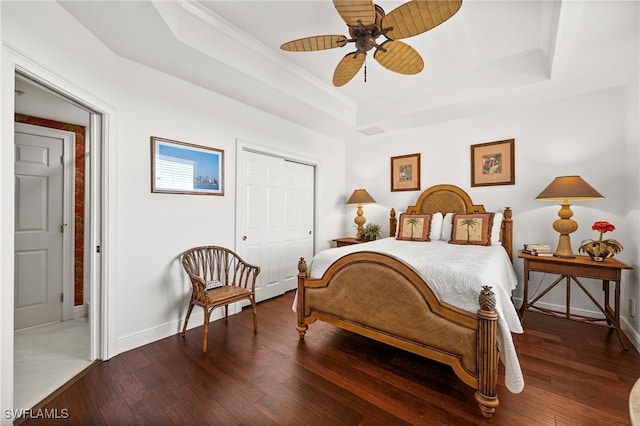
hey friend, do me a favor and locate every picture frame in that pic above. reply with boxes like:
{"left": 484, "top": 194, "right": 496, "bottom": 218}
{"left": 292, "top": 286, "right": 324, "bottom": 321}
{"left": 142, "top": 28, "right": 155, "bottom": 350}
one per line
{"left": 470, "top": 139, "right": 515, "bottom": 187}
{"left": 391, "top": 153, "right": 421, "bottom": 192}
{"left": 151, "top": 136, "right": 224, "bottom": 196}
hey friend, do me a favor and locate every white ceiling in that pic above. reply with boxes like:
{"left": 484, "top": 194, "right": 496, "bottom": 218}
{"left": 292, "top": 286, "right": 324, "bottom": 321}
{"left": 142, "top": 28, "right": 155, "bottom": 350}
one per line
{"left": 58, "top": 0, "right": 638, "bottom": 140}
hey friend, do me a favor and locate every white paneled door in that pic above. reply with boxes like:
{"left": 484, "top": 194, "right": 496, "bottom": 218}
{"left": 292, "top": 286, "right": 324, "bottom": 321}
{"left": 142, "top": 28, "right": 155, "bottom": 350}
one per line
{"left": 239, "top": 150, "right": 315, "bottom": 303}
{"left": 14, "top": 123, "right": 72, "bottom": 330}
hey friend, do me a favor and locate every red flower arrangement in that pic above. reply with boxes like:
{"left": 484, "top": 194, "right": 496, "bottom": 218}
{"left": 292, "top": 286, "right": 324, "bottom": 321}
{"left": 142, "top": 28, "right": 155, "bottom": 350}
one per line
{"left": 578, "top": 221, "right": 623, "bottom": 260}
{"left": 592, "top": 221, "right": 615, "bottom": 233}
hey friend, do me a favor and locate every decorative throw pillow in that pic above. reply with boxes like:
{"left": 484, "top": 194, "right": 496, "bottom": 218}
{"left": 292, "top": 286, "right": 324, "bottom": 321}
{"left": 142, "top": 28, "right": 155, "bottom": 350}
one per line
{"left": 448, "top": 212, "right": 495, "bottom": 246}
{"left": 396, "top": 213, "right": 432, "bottom": 241}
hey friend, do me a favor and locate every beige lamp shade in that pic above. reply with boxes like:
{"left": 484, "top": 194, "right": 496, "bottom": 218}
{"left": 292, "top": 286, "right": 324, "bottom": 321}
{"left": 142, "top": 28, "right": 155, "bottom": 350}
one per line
{"left": 346, "top": 189, "right": 376, "bottom": 238}
{"left": 346, "top": 189, "right": 376, "bottom": 205}
{"left": 535, "top": 176, "right": 603, "bottom": 258}
{"left": 535, "top": 176, "right": 604, "bottom": 202}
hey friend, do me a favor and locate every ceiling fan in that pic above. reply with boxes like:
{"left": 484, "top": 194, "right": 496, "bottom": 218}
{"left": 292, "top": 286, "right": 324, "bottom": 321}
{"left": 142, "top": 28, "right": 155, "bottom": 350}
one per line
{"left": 280, "top": 0, "right": 463, "bottom": 87}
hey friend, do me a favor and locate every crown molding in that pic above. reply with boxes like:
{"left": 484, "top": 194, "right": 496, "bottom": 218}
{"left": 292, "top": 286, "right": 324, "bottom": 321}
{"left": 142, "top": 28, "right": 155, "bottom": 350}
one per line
{"left": 161, "top": 1, "right": 356, "bottom": 116}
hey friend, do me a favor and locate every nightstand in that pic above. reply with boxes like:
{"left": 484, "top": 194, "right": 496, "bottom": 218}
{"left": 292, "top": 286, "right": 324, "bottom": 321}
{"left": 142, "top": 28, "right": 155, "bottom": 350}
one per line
{"left": 332, "top": 237, "right": 366, "bottom": 247}
{"left": 518, "top": 250, "right": 632, "bottom": 350}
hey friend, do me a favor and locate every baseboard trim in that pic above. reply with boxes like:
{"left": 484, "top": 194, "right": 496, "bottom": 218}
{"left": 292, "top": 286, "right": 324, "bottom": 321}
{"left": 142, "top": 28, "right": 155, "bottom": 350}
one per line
{"left": 622, "top": 317, "right": 640, "bottom": 352}
{"left": 73, "top": 304, "right": 87, "bottom": 319}
{"left": 513, "top": 297, "right": 603, "bottom": 318}
{"left": 116, "top": 304, "right": 240, "bottom": 354}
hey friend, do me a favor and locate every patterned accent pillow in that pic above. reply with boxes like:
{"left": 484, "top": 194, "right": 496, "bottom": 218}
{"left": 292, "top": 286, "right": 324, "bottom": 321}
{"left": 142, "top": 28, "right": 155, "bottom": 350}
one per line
{"left": 448, "top": 212, "right": 495, "bottom": 246}
{"left": 396, "top": 213, "right": 432, "bottom": 241}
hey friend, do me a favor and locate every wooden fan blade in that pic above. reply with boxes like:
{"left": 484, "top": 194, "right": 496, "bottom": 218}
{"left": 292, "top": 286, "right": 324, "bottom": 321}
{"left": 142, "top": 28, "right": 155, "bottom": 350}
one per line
{"left": 383, "top": 0, "right": 463, "bottom": 40}
{"left": 333, "top": 0, "right": 376, "bottom": 27}
{"left": 333, "top": 52, "right": 366, "bottom": 86}
{"left": 281, "top": 35, "right": 348, "bottom": 52}
{"left": 374, "top": 40, "right": 424, "bottom": 75}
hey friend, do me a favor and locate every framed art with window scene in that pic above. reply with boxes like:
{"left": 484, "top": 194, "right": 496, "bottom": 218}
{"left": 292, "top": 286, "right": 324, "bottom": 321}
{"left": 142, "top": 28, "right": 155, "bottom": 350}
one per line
{"left": 391, "top": 153, "right": 421, "bottom": 192}
{"left": 151, "top": 136, "right": 224, "bottom": 195}
{"left": 470, "top": 139, "right": 515, "bottom": 187}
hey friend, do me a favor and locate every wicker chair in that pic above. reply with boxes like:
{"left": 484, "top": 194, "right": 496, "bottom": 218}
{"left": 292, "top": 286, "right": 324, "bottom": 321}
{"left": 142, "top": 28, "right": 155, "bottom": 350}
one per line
{"left": 180, "top": 246, "right": 260, "bottom": 353}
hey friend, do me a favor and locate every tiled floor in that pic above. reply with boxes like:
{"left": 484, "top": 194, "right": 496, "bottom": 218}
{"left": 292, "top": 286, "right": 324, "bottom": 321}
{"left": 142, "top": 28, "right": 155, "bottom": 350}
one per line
{"left": 13, "top": 318, "right": 91, "bottom": 410}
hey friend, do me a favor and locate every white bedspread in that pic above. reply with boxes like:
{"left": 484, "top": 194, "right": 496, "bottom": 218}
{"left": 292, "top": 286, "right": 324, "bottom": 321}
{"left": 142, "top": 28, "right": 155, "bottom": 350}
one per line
{"left": 304, "top": 237, "right": 524, "bottom": 393}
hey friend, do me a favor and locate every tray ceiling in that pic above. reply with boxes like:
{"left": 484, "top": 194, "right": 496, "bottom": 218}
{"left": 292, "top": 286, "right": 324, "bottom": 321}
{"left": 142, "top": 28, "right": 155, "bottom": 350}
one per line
{"left": 59, "top": 1, "right": 638, "bottom": 139}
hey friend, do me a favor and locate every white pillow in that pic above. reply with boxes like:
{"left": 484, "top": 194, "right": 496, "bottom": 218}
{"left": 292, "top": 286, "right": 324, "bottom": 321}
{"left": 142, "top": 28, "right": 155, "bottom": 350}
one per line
{"left": 429, "top": 212, "right": 443, "bottom": 241}
{"left": 441, "top": 213, "right": 454, "bottom": 241}
{"left": 491, "top": 212, "right": 503, "bottom": 244}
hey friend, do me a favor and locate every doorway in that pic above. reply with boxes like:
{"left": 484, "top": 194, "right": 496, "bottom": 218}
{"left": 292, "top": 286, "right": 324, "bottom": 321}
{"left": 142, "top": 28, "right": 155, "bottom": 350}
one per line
{"left": 13, "top": 73, "right": 101, "bottom": 410}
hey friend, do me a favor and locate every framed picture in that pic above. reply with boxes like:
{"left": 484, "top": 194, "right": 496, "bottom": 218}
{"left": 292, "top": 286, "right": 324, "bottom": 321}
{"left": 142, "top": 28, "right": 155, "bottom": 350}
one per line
{"left": 151, "top": 136, "right": 224, "bottom": 195}
{"left": 391, "top": 153, "right": 421, "bottom": 192}
{"left": 470, "top": 139, "right": 515, "bottom": 187}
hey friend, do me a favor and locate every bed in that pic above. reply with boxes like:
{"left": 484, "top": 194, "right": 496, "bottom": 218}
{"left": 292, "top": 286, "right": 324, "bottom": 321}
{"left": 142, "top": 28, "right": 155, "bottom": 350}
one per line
{"left": 295, "top": 184, "right": 523, "bottom": 418}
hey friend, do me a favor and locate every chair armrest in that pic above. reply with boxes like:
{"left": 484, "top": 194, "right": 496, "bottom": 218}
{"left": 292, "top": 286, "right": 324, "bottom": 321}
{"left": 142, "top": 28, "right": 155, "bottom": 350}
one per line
{"left": 186, "top": 273, "right": 208, "bottom": 300}
{"left": 234, "top": 259, "right": 260, "bottom": 292}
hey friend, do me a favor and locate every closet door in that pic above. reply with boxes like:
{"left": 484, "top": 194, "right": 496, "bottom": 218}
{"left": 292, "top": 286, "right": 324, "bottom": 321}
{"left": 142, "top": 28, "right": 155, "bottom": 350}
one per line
{"left": 238, "top": 150, "right": 315, "bottom": 302}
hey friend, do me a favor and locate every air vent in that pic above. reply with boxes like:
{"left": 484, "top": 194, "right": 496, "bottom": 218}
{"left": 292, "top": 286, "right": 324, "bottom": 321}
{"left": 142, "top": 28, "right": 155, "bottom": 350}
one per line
{"left": 359, "top": 126, "right": 384, "bottom": 136}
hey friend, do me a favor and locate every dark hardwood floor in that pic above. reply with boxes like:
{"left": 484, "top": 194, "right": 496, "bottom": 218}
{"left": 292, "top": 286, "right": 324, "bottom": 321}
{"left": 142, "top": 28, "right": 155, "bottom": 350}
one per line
{"left": 19, "top": 290, "right": 640, "bottom": 425}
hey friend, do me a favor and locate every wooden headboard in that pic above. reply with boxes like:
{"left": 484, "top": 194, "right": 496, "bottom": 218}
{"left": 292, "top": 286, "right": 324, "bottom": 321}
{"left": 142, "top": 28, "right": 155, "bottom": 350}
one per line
{"left": 389, "top": 184, "right": 513, "bottom": 260}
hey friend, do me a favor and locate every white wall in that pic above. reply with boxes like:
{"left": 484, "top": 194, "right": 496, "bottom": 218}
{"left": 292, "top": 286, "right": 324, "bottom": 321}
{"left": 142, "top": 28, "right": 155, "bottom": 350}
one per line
{"left": 346, "top": 83, "right": 640, "bottom": 346}
{"left": 623, "top": 66, "right": 640, "bottom": 344}
{"left": 1, "top": 1, "right": 346, "bottom": 415}
{"left": 0, "top": 3, "right": 8, "bottom": 422}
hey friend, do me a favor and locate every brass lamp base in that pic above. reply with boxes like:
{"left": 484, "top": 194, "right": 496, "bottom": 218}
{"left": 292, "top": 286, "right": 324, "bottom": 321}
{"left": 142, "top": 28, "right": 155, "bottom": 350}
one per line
{"left": 354, "top": 203, "right": 366, "bottom": 238}
{"left": 553, "top": 233, "right": 575, "bottom": 258}
{"left": 552, "top": 203, "right": 578, "bottom": 258}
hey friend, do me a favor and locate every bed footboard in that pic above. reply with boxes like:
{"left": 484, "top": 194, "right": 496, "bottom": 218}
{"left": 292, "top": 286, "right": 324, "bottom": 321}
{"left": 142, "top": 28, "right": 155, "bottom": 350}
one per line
{"left": 296, "top": 253, "right": 500, "bottom": 418}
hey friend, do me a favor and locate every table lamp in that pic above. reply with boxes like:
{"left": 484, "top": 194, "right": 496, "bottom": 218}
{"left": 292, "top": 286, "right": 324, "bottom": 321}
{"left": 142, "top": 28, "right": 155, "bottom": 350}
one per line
{"left": 346, "top": 189, "right": 376, "bottom": 238}
{"left": 535, "top": 175, "right": 603, "bottom": 258}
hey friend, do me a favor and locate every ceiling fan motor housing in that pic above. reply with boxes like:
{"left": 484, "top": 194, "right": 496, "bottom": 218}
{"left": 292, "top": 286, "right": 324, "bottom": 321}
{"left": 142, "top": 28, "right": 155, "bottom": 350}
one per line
{"left": 348, "top": 4, "right": 387, "bottom": 53}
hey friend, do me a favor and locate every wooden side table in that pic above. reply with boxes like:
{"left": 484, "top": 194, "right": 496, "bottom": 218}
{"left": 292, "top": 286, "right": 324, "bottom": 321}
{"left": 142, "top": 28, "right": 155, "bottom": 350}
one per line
{"left": 518, "top": 250, "right": 633, "bottom": 350}
{"left": 332, "top": 237, "right": 367, "bottom": 247}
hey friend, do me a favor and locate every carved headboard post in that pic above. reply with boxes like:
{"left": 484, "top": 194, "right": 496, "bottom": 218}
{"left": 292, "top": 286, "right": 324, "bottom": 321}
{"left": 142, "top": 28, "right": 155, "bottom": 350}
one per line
{"left": 501, "top": 207, "right": 513, "bottom": 260}
{"left": 389, "top": 208, "right": 397, "bottom": 237}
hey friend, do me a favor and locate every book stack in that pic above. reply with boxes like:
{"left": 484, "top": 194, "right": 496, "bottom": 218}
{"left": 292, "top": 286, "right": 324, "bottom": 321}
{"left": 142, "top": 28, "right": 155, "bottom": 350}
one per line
{"left": 523, "top": 243, "right": 553, "bottom": 256}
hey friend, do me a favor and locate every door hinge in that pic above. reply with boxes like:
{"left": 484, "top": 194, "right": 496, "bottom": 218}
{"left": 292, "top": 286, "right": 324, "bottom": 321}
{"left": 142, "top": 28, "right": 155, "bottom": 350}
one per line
{"left": 96, "top": 245, "right": 101, "bottom": 253}
{"left": 61, "top": 292, "right": 64, "bottom": 302}
{"left": 60, "top": 155, "right": 64, "bottom": 165}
